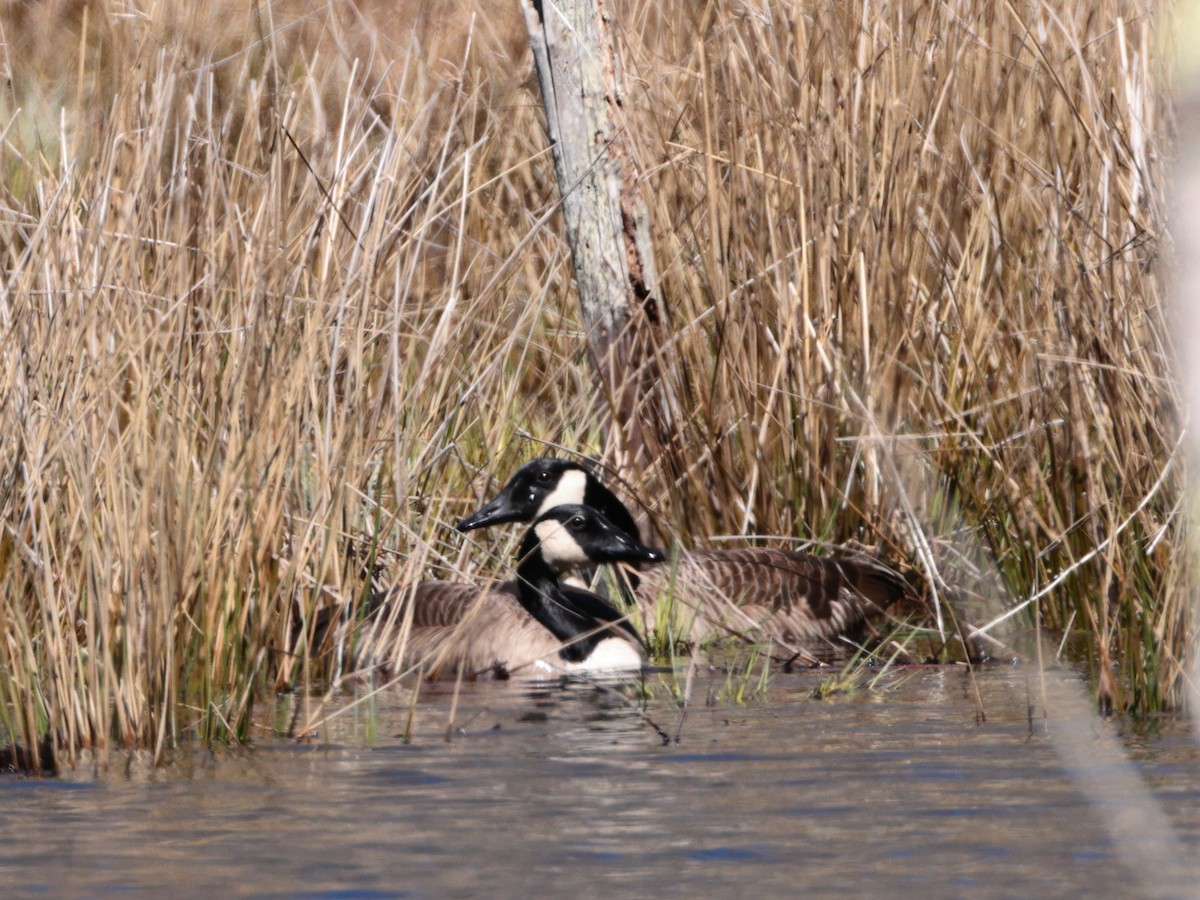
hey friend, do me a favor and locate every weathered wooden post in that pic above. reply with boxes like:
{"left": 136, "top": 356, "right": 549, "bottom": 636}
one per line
{"left": 521, "top": 0, "right": 676, "bottom": 481}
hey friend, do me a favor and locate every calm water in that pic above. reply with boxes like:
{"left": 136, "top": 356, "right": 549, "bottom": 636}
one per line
{"left": 1, "top": 666, "right": 1197, "bottom": 898}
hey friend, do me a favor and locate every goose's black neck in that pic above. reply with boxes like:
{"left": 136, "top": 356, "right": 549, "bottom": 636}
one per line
{"left": 580, "top": 475, "right": 643, "bottom": 603}
{"left": 582, "top": 475, "right": 642, "bottom": 543}
{"left": 515, "top": 535, "right": 639, "bottom": 663}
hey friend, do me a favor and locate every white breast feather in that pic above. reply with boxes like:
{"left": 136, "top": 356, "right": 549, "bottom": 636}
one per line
{"left": 568, "top": 637, "right": 644, "bottom": 672}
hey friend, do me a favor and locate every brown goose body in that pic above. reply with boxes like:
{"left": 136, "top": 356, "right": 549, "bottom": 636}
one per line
{"left": 315, "top": 505, "right": 661, "bottom": 679}
{"left": 457, "top": 458, "right": 914, "bottom": 662}
{"left": 349, "top": 579, "right": 638, "bottom": 679}
{"left": 619, "top": 548, "right": 909, "bottom": 660}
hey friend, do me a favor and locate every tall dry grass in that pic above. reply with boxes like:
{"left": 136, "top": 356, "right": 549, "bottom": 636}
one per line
{"left": 0, "top": 0, "right": 1182, "bottom": 768}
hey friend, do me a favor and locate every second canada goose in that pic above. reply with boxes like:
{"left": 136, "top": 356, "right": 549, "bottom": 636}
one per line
{"left": 456, "top": 458, "right": 913, "bottom": 660}
{"left": 318, "top": 505, "right": 664, "bottom": 678}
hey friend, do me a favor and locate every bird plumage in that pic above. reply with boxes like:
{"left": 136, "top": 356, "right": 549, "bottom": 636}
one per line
{"left": 309, "top": 504, "right": 662, "bottom": 678}
{"left": 457, "top": 458, "right": 914, "bottom": 661}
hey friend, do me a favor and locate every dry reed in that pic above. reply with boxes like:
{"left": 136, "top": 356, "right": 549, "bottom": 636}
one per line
{"left": 0, "top": 0, "right": 1183, "bottom": 769}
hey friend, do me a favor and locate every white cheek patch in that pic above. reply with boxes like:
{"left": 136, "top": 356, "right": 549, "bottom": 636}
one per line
{"left": 533, "top": 520, "right": 591, "bottom": 570}
{"left": 536, "top": 469, "right": 588, "bottom": 516}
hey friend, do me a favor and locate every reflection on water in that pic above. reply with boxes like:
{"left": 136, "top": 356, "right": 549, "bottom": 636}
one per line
{"left": 1, "top": 667, "right": 1197, "bottom": 898}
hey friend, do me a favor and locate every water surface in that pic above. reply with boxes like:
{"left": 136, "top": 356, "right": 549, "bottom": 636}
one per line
{"left": 1, "top": 666, "right": 1196, "bottom": 898}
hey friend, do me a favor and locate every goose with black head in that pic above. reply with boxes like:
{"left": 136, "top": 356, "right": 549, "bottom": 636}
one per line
{"left": 313, "top": 504, "right": 663, "bottom": 678}
{"left": 457, "top": 458, "right": 914, "bottom": 662}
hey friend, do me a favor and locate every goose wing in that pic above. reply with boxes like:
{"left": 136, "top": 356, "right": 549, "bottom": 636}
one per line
{"left": 633, "top": 548, "right": 908, "bottom": 650}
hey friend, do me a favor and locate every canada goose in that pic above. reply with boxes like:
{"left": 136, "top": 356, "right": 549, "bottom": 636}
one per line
{"left": 456, "top": 458, "right": 913, "bottom": 660}
{"left": 315, "top": 505, "right": 664, "bottom": 678}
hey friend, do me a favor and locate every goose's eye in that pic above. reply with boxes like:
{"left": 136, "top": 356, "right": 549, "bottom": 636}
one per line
{"left": 570, "top": 516, "right": 586, "bottom": 529}
{"left": 536, "top": 471, "right": 552, "bottom": 482}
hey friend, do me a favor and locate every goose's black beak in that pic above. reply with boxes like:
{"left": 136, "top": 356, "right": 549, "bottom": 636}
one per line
{"left": 456, "top": 492, "right": 520, "bottom": 532}
{"left": 601, "top": 530, "right": 665, "bottom": 566}
{"left": 632, "top": 545, "right": 666, "bottom": 565}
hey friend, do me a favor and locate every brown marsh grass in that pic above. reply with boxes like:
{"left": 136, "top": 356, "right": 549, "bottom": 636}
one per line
{"left": 0, "top": 0, "right": 1183, "bottom": 768}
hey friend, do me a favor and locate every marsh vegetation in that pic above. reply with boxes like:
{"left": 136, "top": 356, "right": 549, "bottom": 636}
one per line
{"left": 0, "top": 0, "right": 1181, "bottom": 769}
